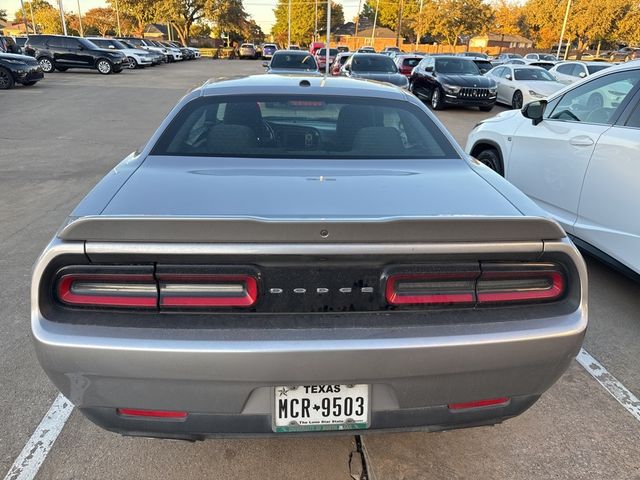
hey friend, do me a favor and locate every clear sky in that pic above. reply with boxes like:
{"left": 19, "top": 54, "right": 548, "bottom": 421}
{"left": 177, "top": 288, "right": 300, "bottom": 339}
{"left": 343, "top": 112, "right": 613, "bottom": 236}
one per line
{"left": 5, "top": 0, "right": 364, "bottom": 34}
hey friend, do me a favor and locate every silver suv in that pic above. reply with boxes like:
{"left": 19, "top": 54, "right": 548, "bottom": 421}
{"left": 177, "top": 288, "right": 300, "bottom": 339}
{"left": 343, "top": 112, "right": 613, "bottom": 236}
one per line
{"left": 239, "top": 43, "right": 257, "bottom": 59}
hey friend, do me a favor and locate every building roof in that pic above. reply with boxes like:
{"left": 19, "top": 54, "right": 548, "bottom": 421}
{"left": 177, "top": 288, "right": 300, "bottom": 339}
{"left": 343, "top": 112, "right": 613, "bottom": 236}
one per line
{"left": 353, "top": 27, "right": 397, "bottom": 39}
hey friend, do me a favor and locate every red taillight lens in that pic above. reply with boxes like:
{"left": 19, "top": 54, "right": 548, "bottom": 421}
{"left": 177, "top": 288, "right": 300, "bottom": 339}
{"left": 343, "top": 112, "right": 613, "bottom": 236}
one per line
{"left": 116, "top": 408, "right": 188, "bottom": 419}
{"left": 448, "top": 397, "right": 510, "bottom": 410}
{"left": 385, "top": 272, "right": 477, "bottom": 305}
{"left": 476, "top": 265, "right": 565, "bottom": 304}
{"left": 158, "top": 274, "right": 258, "bottom": 308}
{"left": 385, "top": 263, "right": 566, "bottom": 307}
{"left": 56, "top": 273, "right": 157, "bottom": 308}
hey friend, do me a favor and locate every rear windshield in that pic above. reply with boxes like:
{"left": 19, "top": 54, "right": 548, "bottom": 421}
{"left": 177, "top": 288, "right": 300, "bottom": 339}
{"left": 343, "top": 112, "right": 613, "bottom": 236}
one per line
{"left": 352, "top": 55, "right": 396, "bottom": 72}
{"left": 435, "top": 58, "right": 480, "bottom": 75}
{"left": 514, "top": 68, "right": 555, "bottom": 81}
{"left": 151, "top": 95, "right": 458, "bottom": 160}
{"left": 587, "top": 64, "right": 611, "bottom": 74}
{"left": 317, "top": 49, "right": 338, "bottom": 56}
{"left": 271, "top": 53, "right": 317, "bottom": 69}
{"left": 402, "top": 58, "right": 422, "bottom": 67}
{"left": 241, "top": 44, "right": 254, "bottom": 48}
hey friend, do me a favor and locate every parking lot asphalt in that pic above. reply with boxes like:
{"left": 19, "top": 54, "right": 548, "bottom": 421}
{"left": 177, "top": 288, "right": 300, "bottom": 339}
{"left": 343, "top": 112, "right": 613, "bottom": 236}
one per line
{"left": 1, "top": 60, "right": 639, "bottom": 480}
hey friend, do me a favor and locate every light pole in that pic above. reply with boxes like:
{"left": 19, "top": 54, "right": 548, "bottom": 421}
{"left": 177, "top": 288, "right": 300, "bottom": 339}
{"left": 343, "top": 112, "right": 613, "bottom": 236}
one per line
{"left": 396, "top": 0, "right": 404, "bottom": 48}
{"left": 314, "top": 0, "right": 318, "bottom": 42}
{"left": 415, "top": 0, "right": 424, "bottom": 49}
{"left": 556, "top": 0, "right": 571, "bottom": 59}
{"left": 114, "top": 0, "right": 122, "bottom": 37}
{"left": 370, "top": 0, "right": 379, "bottom": 47}
{"left": 287, "top": 0, "right": 292, "bottom": 48}
{"left": 76, "top": 0, "right": 83, "bottom": 37}
{"left": 325, "top": 0, "right": 331, "bottom": 75}
{"left": 29, "top": 2, "right": 36, "bottom": 33}
{"left": 19, "top": 0, "right": 29, "bottom": 37}
{"left": 58, "top": 0, "right": 68, "bottom": 35}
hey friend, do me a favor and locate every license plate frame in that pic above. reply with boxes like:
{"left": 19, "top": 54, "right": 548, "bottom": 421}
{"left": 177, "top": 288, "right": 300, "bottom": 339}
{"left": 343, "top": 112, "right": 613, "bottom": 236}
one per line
{"left": 272, "top": 384, "right": 370, "bottom": 433}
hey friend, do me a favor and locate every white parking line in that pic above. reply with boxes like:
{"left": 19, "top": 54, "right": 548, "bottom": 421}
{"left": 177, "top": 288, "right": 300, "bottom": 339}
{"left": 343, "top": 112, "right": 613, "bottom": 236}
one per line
{"left": 577, "top": 348, "right": 640, "bottom": 422}
{"left": 3, "top": 394, "right": 74, "bottom": 480}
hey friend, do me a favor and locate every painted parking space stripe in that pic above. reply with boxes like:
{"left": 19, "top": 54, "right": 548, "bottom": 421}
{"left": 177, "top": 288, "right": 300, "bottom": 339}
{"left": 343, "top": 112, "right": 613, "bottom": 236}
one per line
{"left": 3, "top": 394, "right": 74, "bottom": 480}
{"left": 577, "top": 348, "right": 640, "bottom": 422}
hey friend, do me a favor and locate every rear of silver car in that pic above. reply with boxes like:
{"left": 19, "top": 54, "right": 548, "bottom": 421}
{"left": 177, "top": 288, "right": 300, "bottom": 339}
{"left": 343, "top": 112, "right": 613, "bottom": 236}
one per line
{"left": 32, "top": 222, "right": 586, "bottom": 439}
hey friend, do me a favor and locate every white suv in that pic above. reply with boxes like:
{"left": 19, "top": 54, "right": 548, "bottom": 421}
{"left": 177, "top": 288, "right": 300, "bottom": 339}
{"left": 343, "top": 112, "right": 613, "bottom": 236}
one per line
{"left": 466, "top": 63, "right": 640, "bottom": 277}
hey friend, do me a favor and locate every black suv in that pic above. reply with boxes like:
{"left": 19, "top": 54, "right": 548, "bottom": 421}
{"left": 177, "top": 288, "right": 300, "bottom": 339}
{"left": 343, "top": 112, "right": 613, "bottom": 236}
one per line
{"left": 409, "top": 55, "right": 497, "bottom": 111}
{"left": 24, "top": 35, "right": 127, "bottom": 74}
{"left": 0, "top": 51, "right": 44, "bottom": 89}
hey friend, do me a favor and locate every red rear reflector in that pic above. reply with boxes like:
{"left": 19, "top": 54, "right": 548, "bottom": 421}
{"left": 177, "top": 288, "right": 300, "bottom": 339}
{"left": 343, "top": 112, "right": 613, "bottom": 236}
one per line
{"left": 448, "top": 397, "right": 510, "bottom": 410}
{"left": 117, "top": 408, "right": 188, "bottom": 419}
{"left": 385, "top": 273, "right": 477, "bottom": 305}
{"left": 159, "top": 274, "right": 258, "bottom": 308}
{"left": 56, "top": 273, "right": 157, "bottom": 308}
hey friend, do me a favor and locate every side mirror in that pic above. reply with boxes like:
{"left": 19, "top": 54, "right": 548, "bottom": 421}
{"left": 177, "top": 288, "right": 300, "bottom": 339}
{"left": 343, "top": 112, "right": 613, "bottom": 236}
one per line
{"left": 578, "top": 71, "right": 587, "bottom": 78}
{"left": 262, "top": 60, "right": 269, "bottom": 68}
{"left": 505, "top": 74, "right": 512, "bottom": 80}
{"left": 522, "top": 100, "right": 547, "bottom": 126}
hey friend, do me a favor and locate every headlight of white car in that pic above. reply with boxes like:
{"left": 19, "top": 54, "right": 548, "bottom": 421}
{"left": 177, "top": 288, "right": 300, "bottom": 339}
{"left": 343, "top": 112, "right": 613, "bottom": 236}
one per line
{"left": 528, "top": 90, "right": 544, "bottom": 98}
{"left": 443, "top": 84, "right": 461, "bottom": 94}
{"left": 489, "top": 86, "right": 498, "bottom": 94}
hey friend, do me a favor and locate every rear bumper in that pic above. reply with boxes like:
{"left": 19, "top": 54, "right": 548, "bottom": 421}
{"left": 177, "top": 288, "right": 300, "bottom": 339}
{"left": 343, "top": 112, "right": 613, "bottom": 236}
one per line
{"left": 33, "top": 307, "right": 585, "bottom": 438}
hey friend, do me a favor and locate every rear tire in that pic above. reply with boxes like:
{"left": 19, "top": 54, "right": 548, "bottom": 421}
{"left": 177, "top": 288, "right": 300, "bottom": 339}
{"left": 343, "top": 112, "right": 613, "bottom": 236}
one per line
{"left": 38, "top": 57, "right": 54, "bottom": 73}
{"left": 511, "top": 90, "right": 523, "bottom": 110}
{"left": 430, "top": 87, "right": 445, "bottom": 110}
{"left": 0, "top": 67, "right": 15, "bottom": 89}
{"left": 96, "top": 59, "right": 113, "bottom": 75}
{"left": 476, "top": 148, "right": 503, "bottom": 175}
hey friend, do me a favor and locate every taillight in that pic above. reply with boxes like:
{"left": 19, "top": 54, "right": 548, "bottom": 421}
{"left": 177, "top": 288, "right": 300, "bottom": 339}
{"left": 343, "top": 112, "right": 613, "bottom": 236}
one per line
{"left": 476, "top": 263, "right": 565, "bottom": 304}
{"left": 117, "top": 408, "right": 188, "bottom": 419}
{"left": 158, "top": 274, "right": 258, "bottom": 308}
{"left": 56, "top": 272, "right": 157, "bottom": 308}
{"left": 385, "top": 263, "right": 566, "bottom": 307}
{"left": 385, "top": 272, "right": 477, "bottom": 305}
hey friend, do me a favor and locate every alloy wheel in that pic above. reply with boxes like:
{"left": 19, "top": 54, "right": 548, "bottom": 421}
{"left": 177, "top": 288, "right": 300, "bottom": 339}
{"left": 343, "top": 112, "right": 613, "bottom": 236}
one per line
{"left": 97, "top": 60, "right": 112, "bottom": 74}
{"left": 39, "top": 58, "right": 53, "bottom": 73}
{"left": 0, "top": 69, "right": 12, "bottom": 89}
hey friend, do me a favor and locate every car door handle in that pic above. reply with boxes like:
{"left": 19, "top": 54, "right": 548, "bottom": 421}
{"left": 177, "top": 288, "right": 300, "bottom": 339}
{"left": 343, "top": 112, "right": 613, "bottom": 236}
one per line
{"left": 569, "top": 136, "right": 594, "bottom": 146}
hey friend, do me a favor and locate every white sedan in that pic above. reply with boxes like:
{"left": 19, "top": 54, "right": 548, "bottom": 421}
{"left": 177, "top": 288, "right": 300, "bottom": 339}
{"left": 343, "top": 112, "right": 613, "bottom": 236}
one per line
{"left": 548, "top": 61, "right": 612, "bottom": 85}
{"left": 466, "top": 62, "right": 640, "bottom": 277}
{"left": 485, "top": 65, "right": 565, "bottom": 109}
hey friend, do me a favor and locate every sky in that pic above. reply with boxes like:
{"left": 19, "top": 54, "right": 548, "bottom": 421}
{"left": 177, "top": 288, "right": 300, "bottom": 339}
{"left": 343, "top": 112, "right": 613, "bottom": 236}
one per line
{"left": 4, "top": 0, "right": 364, "bottom": 34}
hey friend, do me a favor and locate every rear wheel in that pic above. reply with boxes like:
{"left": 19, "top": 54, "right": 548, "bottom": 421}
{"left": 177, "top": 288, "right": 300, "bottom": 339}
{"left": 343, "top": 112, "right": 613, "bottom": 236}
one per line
{"left": 96, "top": 59, "right": 113, "bottom": 75}
{"left": 430, "top": 87, "right": 445, "bottom": 110}
{"left": 0, "top": 67, "right": 15, "bottom": 89}
{"left": 38, "top": 57, "right": 54, "bottom": 73}
{"left": 476, "top": 148, "right": 503, "bottom": 175}
{"left": 511, "top": 90, "right": 523, "bottom": 110}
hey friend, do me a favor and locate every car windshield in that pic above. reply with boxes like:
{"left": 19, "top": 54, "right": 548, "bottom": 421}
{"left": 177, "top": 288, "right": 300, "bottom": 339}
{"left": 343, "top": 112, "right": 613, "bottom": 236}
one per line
{"left": 473, "top": 60, "right": 493, "bottom": 72}
{"left": 514, "top": 68, "right": 555, "bottom": 81}
{"left": 125, "top": 39, "right": 143, "bottom": 47}
{"left": 264, "top": 44, "right": 276, "bottom": 50}
{"left": 587, "top": 64, "right": 611, "bottom": 74}
{"left": 271, "top": 53, "right": 317, "bottom": 69}
{"left": 538, "top": 54, "right": 557, "bottom": 61}
{"left": 80, "top": 38, "right": 100, "bottom": 49}
{"left": 435, "top": 58, "right": 480, "bottom": 75}
{"left": 152, "top": 95, "right": 459, "bottom": 160}
{"left": 317, "top": 49, "right": 339, "bottom": 56}
{"left": 92, "top": 39, "right": 126, "bottom": 49}
{"left": 402, "top": 57, "right": 422, "bottom": 67}
{"left": 352, "top": 55, "right": 396, "bottom": 72}
{"left": 338, "top": 55, "right": 351, "bottom": 65}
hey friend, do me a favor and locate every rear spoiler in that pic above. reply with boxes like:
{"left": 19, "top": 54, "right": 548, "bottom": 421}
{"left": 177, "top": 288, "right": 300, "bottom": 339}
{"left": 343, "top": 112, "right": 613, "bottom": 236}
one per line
{"left": 58, "top": 215, "right": 566, "bottom": 243}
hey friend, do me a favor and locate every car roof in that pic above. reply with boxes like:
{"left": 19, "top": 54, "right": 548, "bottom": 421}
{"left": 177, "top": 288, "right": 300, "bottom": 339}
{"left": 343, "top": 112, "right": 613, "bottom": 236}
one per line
{"left": 273, "top": 50, "right": 310, "bottom": 55}
{"left": 198, "top": 74, "right": 407, "bottom": 101}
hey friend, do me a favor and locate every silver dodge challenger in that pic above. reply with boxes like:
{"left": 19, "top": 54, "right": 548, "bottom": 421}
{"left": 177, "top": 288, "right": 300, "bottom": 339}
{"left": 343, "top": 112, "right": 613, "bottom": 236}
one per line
{"left": 32, "top": 75, "right": 587, "bottom": 440}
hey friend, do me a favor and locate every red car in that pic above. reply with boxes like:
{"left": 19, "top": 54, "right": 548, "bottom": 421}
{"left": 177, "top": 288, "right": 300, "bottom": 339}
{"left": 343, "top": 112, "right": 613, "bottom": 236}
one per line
{"left": 315, "top": 48, "right": 338, "bottom": 70}
{"left": 331, "top": 52, "right": 353, "bottom": 76}
{"left": 394, "top": 54, "right": 424, "bottom": 77}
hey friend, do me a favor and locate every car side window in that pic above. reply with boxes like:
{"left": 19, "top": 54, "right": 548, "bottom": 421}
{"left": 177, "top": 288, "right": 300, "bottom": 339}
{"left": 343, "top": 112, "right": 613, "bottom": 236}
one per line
{"left": 492, "top": 67, "right": 504, "bottom": 77}
{"left": 548, "top": 70, "right": 640, "bottom": 124}
{"left": 625, "top": 102, "right": 640, "bottom": 128}
{"left": 65, "top": 38, "right": 80, "bottom": 49}
{"left": 48, "top": 37, "right": 66, "bottom": 48}
{"left": 556, "top": 64, "right": 573, "bottom": 75}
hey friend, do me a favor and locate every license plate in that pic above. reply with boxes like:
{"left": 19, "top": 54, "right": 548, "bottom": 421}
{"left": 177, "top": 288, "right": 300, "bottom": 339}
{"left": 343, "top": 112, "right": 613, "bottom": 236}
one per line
{"left": 273, "top": 384, "right": 369, "bottom": 432}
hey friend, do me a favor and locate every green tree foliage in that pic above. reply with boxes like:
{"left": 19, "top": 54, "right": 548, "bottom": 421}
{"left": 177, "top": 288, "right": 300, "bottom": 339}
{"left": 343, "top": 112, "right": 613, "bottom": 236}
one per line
{"left": 107, "top": 0, "right": 160, "bottom": 36}
{"left": 206, "top": 0, "right": 262, "bottom": 43}
{"left": 430, "top": 0, "right": 492, "bottom": 46}
{"left": 83, "top": 7, "right": 118, "bottom": 36}
{"left": 360, "top": 0, "right": 419, "bottom": 35}
{"left": 157, "top": 0, "right": 206, "bottom": 44}
{"left": 272, "top": 0, "right": 344, "bottom": 46}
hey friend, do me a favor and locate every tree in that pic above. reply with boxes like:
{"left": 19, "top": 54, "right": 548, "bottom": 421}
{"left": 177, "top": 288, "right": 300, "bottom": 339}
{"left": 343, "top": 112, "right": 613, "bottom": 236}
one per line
{"left": 429, "top": 0, "right": 493, "bottom": 46}
{"left": 360, "top": 0, "right": 419, "bottom": 34}
{"left": 491, "top": 0, "right": 526, "bottom": 36}
{"left": 108, "top": 0, "right": 160, "bottom": 36}
{"left": 190, "top": 21, "right": 212, "bottom": 38}
{"left": 522, "top": 0, "right": 564, "bottom": 48}
{"left": 207, "top": 0, "right": 254, "bottom": 42}
{"left": 272, "top": 0, "right": 343, "bottom": 45}
{"left": 616, "top": 3, "right": 640, "bottom": 45}
{"left": 158, "top": 0, "right": 206, "bottom": 44}
{"left": 83, "top": 7, "right": 118, "bottom": 36}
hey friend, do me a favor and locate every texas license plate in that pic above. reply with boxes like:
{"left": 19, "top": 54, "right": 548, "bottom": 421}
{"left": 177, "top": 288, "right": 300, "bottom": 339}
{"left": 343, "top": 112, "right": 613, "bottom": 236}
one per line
{"left": 273, "top": 384, "right": 369, "bottom": 432}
